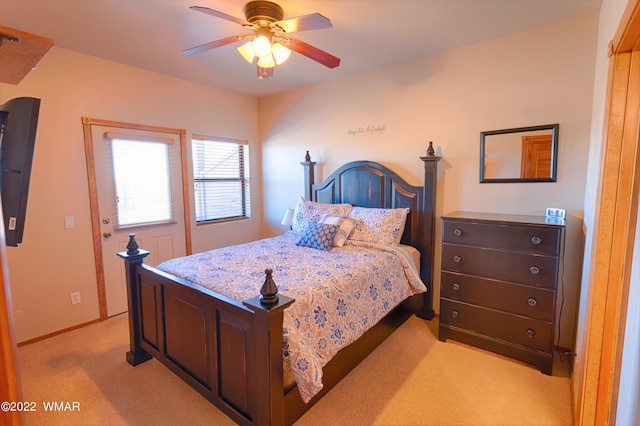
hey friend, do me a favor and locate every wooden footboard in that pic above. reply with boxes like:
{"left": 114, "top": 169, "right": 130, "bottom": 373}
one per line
{"left": 119, "top": 236, "right": 294, "bottom": 425}
{"left": 119, "top": 234, "right": 423, "bottom": 426}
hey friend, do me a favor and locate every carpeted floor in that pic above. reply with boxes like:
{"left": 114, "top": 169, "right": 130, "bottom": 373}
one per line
{"left": 17, "top": 313, "right": 573, "bottom": 425}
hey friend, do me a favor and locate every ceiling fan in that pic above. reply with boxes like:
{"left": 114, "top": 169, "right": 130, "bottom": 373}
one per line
{"left": 183, "top": 1, "right": 341, "bottom": 79}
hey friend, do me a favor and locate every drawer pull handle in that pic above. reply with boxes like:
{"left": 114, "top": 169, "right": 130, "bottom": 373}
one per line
{"left": 531, "top": 236, "right": 542, "bottom": 245}
{"left": 452, "top": 283, "right": 460, "bottom": 291}
{"left": 453, "top": 255, "right": 462, "bottom": 263}
{"left": 453, "top": 229, "right": 462, "bottom": 237}
{"left": 526, "top": 329, "right": 536, "bottom": 338}
{"left": 528, "top": 297, "right": 537, "bottom": 307}
{"left": 451, "top": 310, "right": 459, "bottom": 319}
{"left": 529, "top": 266, "right": 540, "bottom": 275}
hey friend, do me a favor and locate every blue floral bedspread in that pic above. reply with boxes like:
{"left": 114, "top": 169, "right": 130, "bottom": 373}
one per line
{"left": 156, "top": 232, "right": 426, "bottom": 403}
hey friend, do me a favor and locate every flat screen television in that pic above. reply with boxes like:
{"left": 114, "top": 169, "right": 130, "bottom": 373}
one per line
{"left": 0, "top": 97, "right": 41, "bottom": 246}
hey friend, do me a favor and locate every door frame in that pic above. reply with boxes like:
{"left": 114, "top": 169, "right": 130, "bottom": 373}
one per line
{"left": 81, "top": 117, "right": 192, "bottom": 320}
{"left": 0, "top": 229, "right": 20, "bottom": 425}
{"left": 575, "top": 0, "right": 640, "bottom": 424}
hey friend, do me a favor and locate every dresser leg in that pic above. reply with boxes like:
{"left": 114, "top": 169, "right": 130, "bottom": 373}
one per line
{"left": 437, "top": 326, "right": 448, "bottom": 342}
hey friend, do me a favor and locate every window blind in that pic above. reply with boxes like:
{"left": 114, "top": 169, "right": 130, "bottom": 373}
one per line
{"left": 192, "top": 136, "right": 250, "bottom": 222}
{"left": 107, "top": 136, "right": 174, "bottom": 227}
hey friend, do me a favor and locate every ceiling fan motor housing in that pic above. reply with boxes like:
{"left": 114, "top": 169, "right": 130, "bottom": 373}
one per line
{"left": 244, "top": 1, "right": 284, "bottom": 25}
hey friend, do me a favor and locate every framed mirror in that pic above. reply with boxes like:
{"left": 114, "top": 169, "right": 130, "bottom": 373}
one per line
{"left": 480, "top": 123, "right": 559, "bottom": 183}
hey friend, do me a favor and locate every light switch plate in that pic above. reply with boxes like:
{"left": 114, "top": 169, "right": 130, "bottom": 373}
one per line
{"left": 64, "top": 216, "right": 75, "bottom": 229}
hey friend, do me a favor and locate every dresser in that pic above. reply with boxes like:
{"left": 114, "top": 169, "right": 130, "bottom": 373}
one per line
{"left": 438, "top": 211, "right": 565, "bottom": 375}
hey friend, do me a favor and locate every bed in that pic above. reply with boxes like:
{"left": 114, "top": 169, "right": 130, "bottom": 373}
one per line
{"left": 119, "top": 153, "right": 440, "bottom": 425}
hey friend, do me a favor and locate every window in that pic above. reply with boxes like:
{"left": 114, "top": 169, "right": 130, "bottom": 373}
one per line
{"left": 107, "top": 133, "right": 174, "bottom": 228}
{"left": 192, "top": 136, "right": 250, "bottom": 223}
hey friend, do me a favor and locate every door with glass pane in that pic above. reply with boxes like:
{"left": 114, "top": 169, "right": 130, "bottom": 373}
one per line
{"left": 92, "top": 125, "right": 186, "bottom": 317}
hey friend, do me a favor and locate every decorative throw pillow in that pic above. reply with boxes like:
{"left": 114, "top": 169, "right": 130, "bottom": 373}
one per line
{"left": 348, "top": 206, "right": 410, "bottom": 245}
{"left": 318, "top": 214, "right": 358, "bottom": 247}
{"left": 296, "top": 222, "right": 340, "bottom": 251}
{"left": 290, "top": 197, "right": 353, "bottom": 233}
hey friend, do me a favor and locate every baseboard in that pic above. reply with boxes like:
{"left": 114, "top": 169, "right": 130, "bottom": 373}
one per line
{"left": 17, "top": 318, "right": 102, "bottom": 347}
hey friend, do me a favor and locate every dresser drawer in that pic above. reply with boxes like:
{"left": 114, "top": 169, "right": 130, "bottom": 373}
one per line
{"left": 440, "top": 299, "right": 553, "bottom": 353}
{"left": 442, "top": 220, "right": 561, "bottom": 256}
{"left": 442, "top": 243, "right": 558, "bottom": 289}
{"left": 441, "top": 272, "right": 555, "bottom": 321}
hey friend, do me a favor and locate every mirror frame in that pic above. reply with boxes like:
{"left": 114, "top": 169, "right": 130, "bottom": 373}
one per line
{"left": 479, "top": 123, "right": 559, "bottom": 183}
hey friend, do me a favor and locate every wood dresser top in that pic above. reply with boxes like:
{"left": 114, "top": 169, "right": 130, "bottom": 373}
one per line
{"left": 442, "top": 211, "right": 565, "bottom": 228}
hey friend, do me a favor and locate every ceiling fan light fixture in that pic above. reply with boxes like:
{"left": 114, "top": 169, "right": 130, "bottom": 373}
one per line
{"left": 238, "top": 37, "right": 289, "bottom": 70}
{"left": 257, "top": 54, "right": 276, "bottom": 69}
{"left": 252, "top": 34, "right": 272, "bottom": 58}
{"left": 271, "top": 42, "right": 291, "bottom": 65}
{"left": 237, "top": 41, "right": 256, "bottom": 63}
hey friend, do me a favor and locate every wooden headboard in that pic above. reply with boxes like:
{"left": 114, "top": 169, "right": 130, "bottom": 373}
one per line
{"left": 300, "top": 156, "right": 440, "bottom": 318}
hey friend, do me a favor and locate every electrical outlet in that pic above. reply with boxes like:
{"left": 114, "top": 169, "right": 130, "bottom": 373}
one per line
{"left": 70, "top": 292, "right": 81, "bottom": 305}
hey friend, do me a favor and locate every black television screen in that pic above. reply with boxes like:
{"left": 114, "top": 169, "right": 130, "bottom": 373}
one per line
{"left": 0, "top": 97, "right": 41, "bottom": 246}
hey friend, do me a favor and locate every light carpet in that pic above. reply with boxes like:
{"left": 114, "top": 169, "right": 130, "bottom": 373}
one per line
{"left": 17, "top": 313, "right": 572, "bottom": 425}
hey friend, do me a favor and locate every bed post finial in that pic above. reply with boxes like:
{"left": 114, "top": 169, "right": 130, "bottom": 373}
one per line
{"left": 126, "top": 234, "right": 139, "bottom": 255}
{"left": 301, "top": 151, "right": 316, "bottom": 201}
{"left": 426, "top": 141, "right": 435, "bottom": 157}
{"left": 260, "top": 268, "right": 279, "bottom": 306}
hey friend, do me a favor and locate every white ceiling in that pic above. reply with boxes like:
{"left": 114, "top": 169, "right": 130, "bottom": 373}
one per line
{"left": 1, "top": 0, "right": 602, "bottom": 99}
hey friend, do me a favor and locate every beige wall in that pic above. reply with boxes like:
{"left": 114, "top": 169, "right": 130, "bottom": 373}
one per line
{"left": 259, "top": 13, "right": 599, "bottom": 349}
{"left": 0, "top": 48, "right": 261, "bottom": 343}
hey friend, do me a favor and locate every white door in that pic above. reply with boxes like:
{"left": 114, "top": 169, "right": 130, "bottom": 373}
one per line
{"left": 92, "top": 125, "right": 187, "bottom": 317}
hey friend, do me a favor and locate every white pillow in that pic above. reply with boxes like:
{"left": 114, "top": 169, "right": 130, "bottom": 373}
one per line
{"left": 318, "top": 214, "right": 358, "bottom": 247}
{"left": 290, "top": 197, "right": 353, "bottom": 233}
{"left": 347, "top": 206, "right": 409, "bottom": 245}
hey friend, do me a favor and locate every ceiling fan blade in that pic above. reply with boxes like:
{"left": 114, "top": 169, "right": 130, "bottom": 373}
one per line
{"left": 190, "top": 6, "right": 249, "bottom": 26}
{"left": 288, "top": 38, "right": 340, "bottom": 69}
{"left": 275, "top": 13, "right": 332, "bottom": 33}
{"left": 183, "top": 35, "right": 243, "bottom": 56}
